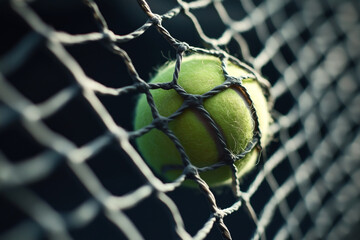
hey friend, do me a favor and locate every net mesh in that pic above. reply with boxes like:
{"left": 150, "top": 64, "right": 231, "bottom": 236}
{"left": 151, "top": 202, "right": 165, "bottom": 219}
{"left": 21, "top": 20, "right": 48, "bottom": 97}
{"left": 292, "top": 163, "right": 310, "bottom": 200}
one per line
{"left": 0, "top": 0, "right": 359, "bottom": 239}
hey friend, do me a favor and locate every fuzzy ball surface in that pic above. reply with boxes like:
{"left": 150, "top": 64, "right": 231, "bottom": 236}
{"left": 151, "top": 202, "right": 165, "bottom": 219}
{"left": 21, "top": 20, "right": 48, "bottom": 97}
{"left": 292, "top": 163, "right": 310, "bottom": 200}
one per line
{"left": 134, "top": 54, "right": 271, "bottom": 187}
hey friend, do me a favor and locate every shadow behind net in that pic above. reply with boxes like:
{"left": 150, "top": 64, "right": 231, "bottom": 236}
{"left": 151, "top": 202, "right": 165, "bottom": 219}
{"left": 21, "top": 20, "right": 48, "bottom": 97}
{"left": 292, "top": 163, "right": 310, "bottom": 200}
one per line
{"left": 0, "top": 0, "right": 359, "bottom": 240}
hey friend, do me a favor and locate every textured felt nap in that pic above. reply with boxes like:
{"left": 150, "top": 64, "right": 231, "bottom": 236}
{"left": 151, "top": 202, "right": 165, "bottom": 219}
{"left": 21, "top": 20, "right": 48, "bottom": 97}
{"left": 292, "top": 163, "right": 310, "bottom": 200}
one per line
{"left": 134, "top": 54, "right": 271, "bottom": 187}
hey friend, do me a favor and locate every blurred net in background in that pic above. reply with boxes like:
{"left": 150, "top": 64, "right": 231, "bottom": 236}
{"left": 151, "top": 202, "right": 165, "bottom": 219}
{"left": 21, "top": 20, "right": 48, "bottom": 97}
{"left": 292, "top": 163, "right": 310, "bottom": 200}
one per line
{"left": 0, "top": 0, "right": 359, "bottom": 239}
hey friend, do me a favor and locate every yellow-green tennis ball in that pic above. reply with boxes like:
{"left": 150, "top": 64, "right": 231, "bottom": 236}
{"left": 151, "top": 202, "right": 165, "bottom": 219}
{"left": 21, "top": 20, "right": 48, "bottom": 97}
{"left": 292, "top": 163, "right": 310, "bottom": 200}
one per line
{"left": 134, "top": 54, "right": 271, "bottom": 187}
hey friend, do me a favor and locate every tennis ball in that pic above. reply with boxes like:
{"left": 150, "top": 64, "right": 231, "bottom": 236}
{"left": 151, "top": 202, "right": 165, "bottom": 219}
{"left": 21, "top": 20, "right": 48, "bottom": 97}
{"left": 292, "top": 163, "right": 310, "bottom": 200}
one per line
{"left": 134, "top": 54, "right": 271, "bottom": 187}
